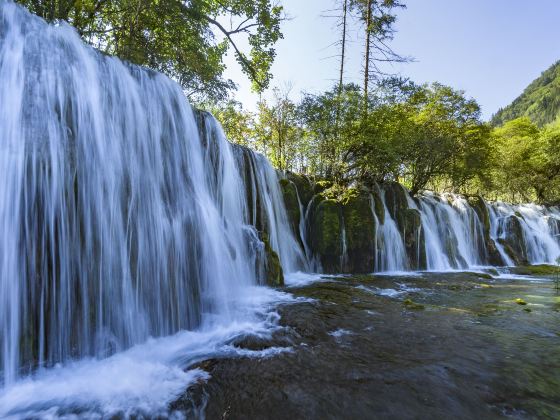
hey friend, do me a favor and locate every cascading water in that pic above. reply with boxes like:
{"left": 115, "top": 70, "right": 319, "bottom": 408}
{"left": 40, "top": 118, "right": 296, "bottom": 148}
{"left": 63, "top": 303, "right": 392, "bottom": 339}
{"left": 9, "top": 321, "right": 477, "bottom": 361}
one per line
{"left": 370, "top": 188, "right": 408, "bottom": 272}
{"left": 0, "top": 2, "right": 305, "bottom": 414}
{"left": 414, "top": 193, "right": 487, "bottom": 270}
{"left": 489, "top": 201, "right": 560, "bottom": 264}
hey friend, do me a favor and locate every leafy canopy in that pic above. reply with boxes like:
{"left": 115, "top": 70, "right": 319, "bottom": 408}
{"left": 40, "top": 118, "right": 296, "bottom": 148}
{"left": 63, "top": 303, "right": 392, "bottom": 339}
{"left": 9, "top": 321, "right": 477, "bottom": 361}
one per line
{"left": 17, "top": 0, "right": 284, "bottom": 101}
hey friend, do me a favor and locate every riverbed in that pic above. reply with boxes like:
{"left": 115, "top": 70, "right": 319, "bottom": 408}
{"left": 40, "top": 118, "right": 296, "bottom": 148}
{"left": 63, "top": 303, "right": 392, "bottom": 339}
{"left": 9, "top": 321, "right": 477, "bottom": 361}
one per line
{"left": 175, "top": 271, "right": 560, "bottom": 419}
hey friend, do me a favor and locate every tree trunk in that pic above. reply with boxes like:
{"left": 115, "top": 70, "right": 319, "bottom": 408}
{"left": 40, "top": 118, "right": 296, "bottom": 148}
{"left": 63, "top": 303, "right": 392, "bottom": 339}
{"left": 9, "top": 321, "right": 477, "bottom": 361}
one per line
{"left": 363, "top": 0, "right": 372, "bottom": 112}
{"left": 338, "top": 0, "right": 348, "bottom": 95}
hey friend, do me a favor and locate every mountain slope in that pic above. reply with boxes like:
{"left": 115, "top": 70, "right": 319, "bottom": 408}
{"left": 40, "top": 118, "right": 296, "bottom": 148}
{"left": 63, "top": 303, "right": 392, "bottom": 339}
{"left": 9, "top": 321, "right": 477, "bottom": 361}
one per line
{"left": 492, "top": 60, "right": 560, "bottom": 127}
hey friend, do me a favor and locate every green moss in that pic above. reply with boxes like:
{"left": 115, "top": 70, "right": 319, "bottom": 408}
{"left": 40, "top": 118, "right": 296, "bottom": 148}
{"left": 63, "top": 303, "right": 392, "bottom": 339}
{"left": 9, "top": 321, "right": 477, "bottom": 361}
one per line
{"left": 286, "top": 172, "right": 314, "bottom": 207}
{"left": 279, "top": 178, "right": 301, "bottom": 234}
{"left": 403, "top": 298, "right": 425, "bottom": 310}
{"left": 510, "top": 264, "right": 560, "bottom": 276}
{"left": 371, "top": 189, "right": 385, "bottom": 224}
{"left": 261, "top": 232, "right": 284, "bottom": 287}
{"left": 309, "top": 199, "right": 342, "bottom": 273}
{"left": 515, "top": 298, "right": 528, "bottom": 305}
{"left": 342, "top": 191, "right": 376, "bottom": 273}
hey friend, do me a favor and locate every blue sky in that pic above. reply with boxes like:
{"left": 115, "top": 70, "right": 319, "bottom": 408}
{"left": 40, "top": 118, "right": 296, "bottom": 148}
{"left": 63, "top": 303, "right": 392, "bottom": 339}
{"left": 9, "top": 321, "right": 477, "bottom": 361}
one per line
{"left": 222, "top": 0, "right": 560, "bottom": 120}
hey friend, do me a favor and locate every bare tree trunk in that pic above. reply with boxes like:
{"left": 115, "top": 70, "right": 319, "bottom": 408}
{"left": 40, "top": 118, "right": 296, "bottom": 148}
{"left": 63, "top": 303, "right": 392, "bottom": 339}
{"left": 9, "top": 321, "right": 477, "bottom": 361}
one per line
{"left": 338, "top": 0, "right": 348, "bottom": 95}
{"left": 363, "top": 0, "right": 372, "bottom": 112}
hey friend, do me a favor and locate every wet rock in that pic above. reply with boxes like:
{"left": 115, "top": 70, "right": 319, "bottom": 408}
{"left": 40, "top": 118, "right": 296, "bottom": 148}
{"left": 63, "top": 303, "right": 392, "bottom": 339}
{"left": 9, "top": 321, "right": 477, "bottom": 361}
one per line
{"left": 383, "top": 182, "right": 410, "bottom": 223}
{"left": 309, "top": 198, "right": 343, "bottom": 273}
{"left": 510, "top": 264, "right": 559, "bottom": 276}
{"left": 371, "top": 188, "right": 385, "bottom": 225}
{"left": 402, "top": 208, "right": 426, "bottom": 270}
{"left": 341, "top": 191, "right": 376, "bottom": 273}
{"left": 286, "top": 172, "right": 314, "bottom": 208}
{"left": 403, "top": 298, "right": 425, "bottom": 310}
{"left": 261, "top": 232, "right": 284, "bottom": 287}
{"left": 279, "top": 178, "right": 301, "bottom": 235}
{"left": 498, "top": 216, "right": 528, "bottom": 265}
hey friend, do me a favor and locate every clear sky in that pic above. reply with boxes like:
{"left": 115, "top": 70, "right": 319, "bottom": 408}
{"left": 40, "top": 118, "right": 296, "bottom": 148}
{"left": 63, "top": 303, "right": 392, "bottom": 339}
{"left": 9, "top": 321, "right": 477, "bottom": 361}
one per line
{"left": 222, "top": 0, "right": 560, "bottom": 120}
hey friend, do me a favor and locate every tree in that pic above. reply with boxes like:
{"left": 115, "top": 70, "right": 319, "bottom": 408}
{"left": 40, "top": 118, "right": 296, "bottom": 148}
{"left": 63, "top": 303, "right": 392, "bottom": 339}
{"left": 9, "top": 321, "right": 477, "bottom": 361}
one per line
{"left": 207, "top": 100, "right": 255, "bottom": 148}
{"left": 253, "top": 86, "right": 302, "bottom": 171}
{"left": 491, "top": 118, "right": 560, "bottom": 203}
{"left": 352, "top": 0, "right": 406, "bottom": 111}
{"left": 17, "top": 0, "right": 284, "bottom": 101}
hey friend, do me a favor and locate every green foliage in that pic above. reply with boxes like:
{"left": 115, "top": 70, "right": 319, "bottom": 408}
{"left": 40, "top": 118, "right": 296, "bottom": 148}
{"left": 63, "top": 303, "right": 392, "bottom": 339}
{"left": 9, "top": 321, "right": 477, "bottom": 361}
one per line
{"left": 489, "top": 118, "right": 560, "bottom": 203}
{"left": 492, "top": 61, "right": 560, "bottom": 127}
{"left": 17, "top": 0, "right": 284, "bottom": 101}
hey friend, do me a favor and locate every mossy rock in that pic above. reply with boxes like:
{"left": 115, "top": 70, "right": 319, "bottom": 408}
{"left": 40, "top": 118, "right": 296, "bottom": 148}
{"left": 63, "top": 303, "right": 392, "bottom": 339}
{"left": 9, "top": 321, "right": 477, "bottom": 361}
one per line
{"left": 510, "top": 264, "right": 560, "bottom": 276}
{"left": 383, "top": 182, "right": 410, "bottom": 223}
{"left": 279, "top": 178, "right": 301, "bottom": 235}
{"left": 467, "top": 195, "right": 490, "bottom": 236}
{"left": 309, "top": 199, "right": 342, "bottom": 273}
{"left": 402, "top": 208, "right": 426, "bottom": 270}
{"left": 286, "top": 172, "right": 314, "bottom": 208}
{"left": 403, "top": 298, "right": 425, "bottom": 310}
{"left": 341, "top": 191, "right": 376, "bottom": 273}
{"left": 260, "top": 232, "right": 284, "bottom": 287}
{"left": 371, "top": 188, "right": 385, "bottom": 225}
{"left": 313, "top": 180, "right": 333, "bottom": 195}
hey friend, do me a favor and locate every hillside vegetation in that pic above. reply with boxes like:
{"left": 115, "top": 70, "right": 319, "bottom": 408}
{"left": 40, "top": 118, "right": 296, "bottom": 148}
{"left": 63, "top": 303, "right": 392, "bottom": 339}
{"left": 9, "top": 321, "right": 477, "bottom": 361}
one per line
{"left": 492, "top": 61, "right": 560, "bottom": 127}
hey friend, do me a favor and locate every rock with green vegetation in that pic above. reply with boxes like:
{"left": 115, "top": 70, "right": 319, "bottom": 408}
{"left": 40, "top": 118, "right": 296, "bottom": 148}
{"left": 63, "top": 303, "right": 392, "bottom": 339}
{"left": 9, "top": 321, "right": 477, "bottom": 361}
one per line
{"left": 383, "top": 182, "right": 410, "bottom": 223}
{"left": 467, "top": 195, "right": 490, "bottom": 235}
{"left": 515, "top": 298, "right": 528, "bottom": 305}
{"left": 371, "top": 188, "right": 385, "bottom": 225}
{"left": 286, "top": 172, "right": 314, "bottom": 208}
{"left": 510, "top": 264, "right": 560, "bottom": 276}
{"left": 403, "top": 298, "right": 425, "bottom": 310}
{"left": 309, "top": 198, "right": 342, "bottom": 273}
{"left": 341, "top": 191, "right": 376, "bottom": 273}
{"left": 279, "top": 178, "right": 301, "bottom": 235}
{"left": 402, "top": 208, "right": 426, "bottom": 269}
{"left": 260, "top": 232, "right": 284, "bottom": 287}
{"left": 313, "top": 180, "right": 333, "bottom": 196}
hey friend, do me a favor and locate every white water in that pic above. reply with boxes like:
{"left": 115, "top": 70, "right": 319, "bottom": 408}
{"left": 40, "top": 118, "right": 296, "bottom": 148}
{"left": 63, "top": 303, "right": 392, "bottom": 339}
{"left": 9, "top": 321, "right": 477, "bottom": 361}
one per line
{"left": 490, "top": 202, "right": 560, "bottom": 264}
{"left": 370, "top": 188, "right": 408, "bottom": 272}
{"left": 0, "top": 2, "right": 306, "bottom": 416}
{"left": 365, "top": 184, "right": 560, "bottom": 273}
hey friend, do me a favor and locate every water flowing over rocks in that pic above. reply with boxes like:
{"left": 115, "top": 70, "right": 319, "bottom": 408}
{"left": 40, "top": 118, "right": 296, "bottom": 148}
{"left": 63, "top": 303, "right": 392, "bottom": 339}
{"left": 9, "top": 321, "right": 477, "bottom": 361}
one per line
{"left": 1, "top": 2, "right": 560, "bottom": 418}
{"left": 281, "top": 175, "right": 560, "bottom": 274}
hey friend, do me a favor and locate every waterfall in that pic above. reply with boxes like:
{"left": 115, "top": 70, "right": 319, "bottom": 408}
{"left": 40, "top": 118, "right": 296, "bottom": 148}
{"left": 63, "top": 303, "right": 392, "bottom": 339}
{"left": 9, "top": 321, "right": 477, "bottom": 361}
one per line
{"left": 371, "top": 188, "right": 408, "bottom": 272}
{"left": 0, "top": 1, "right": 304, "bottom": 389}
{"left": 489, "top": 201, "right": 560, "bottom": 264}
